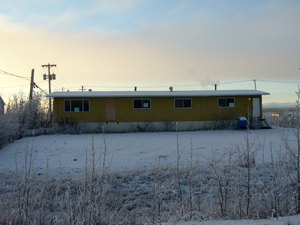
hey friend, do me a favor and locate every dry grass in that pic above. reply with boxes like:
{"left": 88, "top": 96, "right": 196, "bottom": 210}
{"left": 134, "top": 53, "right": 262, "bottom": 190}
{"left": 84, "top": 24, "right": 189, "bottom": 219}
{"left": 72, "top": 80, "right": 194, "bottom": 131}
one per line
{"left": 0, "top": 139, "right": 299, "bottom": 224}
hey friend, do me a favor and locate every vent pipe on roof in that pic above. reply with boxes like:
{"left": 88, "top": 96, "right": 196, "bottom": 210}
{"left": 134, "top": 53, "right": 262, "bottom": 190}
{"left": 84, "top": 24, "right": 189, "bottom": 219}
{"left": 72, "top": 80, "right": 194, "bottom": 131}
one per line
{"left": 169, "top": 86, "right": 173, "bottom": 92}
{"left": 134, "top": 86, "right": 137, "bottom": 91}
{"left": 253, "top": 79, "right": 257, "bottom": 90}
{"left": 215, "top": 84, "right": 217, "bottom": 91}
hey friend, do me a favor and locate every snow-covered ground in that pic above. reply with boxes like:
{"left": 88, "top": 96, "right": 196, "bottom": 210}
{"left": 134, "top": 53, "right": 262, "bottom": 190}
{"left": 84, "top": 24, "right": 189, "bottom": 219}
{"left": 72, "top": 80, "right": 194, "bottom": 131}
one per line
{"left": 166, "top": 214, "right": 300, "bottom": 225}
{"left": 1, "top": 128, "right": 300, "bottom": 224}
{"left": 0, "top": 128, "right": 297, "bottom": 174}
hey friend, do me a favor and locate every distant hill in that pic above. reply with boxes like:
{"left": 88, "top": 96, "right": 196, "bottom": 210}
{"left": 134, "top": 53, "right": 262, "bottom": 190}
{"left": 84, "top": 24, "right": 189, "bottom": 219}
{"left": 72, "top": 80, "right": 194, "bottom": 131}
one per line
{"left": 263, "top": 102, "right": 295, "bottom": 109}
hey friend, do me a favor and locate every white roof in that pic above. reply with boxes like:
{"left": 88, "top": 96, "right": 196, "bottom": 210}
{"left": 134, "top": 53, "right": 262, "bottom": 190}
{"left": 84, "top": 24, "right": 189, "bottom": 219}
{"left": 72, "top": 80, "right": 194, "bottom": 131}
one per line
{"left": 47, "top": 90, "right": 269, "bottom": 98}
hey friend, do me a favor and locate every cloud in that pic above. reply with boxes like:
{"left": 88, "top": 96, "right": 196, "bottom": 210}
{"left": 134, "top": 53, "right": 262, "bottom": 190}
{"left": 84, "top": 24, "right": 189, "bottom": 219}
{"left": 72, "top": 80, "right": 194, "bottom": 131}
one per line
{"left": 91, "top": 0, "right": 141, "bottom": 13}
{"left": 24, "top": 11, "right": 79, "bottom": 31}
{"left": 0, "top": 0, "right": 300, "bottom": 103}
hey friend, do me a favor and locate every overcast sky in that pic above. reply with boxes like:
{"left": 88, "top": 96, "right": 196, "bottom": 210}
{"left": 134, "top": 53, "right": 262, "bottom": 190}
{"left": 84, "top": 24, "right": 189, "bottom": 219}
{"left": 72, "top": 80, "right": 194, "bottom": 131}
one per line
{"left": 0, "top": 0, "right": 299, "bottom": 105}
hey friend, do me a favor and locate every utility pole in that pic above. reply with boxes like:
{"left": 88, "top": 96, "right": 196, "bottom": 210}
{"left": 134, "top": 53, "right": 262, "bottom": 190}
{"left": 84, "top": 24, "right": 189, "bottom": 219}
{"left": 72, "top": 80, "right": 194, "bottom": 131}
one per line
{"left": 29, "top": 69, "right": 34, "bottom": 100}
{"left": 79, "top": 86, "right": 86, "bottom": 92}
{"left": 42, "top": 63, "right": 56, "bottom": 112}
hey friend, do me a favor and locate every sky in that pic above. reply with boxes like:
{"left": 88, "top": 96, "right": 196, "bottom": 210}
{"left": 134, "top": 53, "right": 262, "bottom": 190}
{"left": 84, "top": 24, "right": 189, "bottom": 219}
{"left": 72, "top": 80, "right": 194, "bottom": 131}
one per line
{"left": 0, "top": 0, "right": 300, "bottom": 107}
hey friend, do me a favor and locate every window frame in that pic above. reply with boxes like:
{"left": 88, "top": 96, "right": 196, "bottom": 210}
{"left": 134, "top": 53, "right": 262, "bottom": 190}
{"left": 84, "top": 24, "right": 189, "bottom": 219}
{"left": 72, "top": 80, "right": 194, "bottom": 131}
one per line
{"left": 217, "top": 97, "right": 235, "bottom": 108}
{"left": 133, "top": 99, "right": 151, "bottom": 109}
{"left": 174, "top": 98, "right": 192, "bottom": 109}
{"left": 64, "top": 99, "right": 90, "bottom": 112}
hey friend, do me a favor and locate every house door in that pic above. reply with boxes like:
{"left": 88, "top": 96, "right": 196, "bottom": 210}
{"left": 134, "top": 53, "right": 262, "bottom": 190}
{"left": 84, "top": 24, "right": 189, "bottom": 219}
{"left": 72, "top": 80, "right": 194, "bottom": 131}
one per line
{"left": 252, "top": 98, "right": 261, "bottom": 118}
{"left": 106, "top": 100, "right": 115, "bottom": 121}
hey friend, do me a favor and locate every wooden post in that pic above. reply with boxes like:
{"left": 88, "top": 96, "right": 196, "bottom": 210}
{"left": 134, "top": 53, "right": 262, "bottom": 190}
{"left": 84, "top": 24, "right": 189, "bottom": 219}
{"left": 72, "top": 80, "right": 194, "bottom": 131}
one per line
{"left": 29, "top": 69, "right": 34, "bottom": 100}
{"left": 41, "top": 63, "right": 56, "bottom": 112}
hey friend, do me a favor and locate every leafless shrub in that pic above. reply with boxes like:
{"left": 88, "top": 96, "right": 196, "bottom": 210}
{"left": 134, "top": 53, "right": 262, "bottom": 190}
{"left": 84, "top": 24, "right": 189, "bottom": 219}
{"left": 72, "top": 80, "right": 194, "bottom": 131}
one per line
{"left": 1, "top": 130, "right": 300, "bottom": 224}
{"left": 0, "top": 113, "right": 19, "bottom": 148}
{"left": 264, "top": 108, "right": 298, "bottom": 128}
{"left": 136, "top": 122, "right": 156, "bottom": 132}
{"left": 163, "top": 121, "right": 175, "bottom": 131}
{"left": 0, "top": 92, "right": 49, "bottom": 149}
{"left": 214, "top": 109, "right": 239, "bottom": 130}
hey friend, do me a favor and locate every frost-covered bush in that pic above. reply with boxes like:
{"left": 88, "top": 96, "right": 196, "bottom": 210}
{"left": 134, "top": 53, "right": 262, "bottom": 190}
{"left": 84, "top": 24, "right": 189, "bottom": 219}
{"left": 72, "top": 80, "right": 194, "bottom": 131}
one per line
{"left": 1, "top": 135, "right": 300, "bottom": 224}
{"left": 0, "top": 92, "right": 49, "bottom": 149}
{"left": 0, "top": 113, "right": 19, "bottom": 148}
{"left": 6, "top": 92, "right": 49, "bottom": 131}
{"left": 263, "top": 108, "right": 298, "bottom": 128}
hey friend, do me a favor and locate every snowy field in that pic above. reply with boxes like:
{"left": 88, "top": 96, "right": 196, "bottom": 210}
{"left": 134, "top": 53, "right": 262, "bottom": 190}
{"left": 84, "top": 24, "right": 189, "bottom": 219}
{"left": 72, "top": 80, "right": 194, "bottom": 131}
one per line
{"left": 166, "top": 215, "right": 300, "bottom": 225}
{"left": 1, "top": 128, "right": 300, "bottom": 225}
{"left": 0, "top": 128, "right": 297, "bottom": 174}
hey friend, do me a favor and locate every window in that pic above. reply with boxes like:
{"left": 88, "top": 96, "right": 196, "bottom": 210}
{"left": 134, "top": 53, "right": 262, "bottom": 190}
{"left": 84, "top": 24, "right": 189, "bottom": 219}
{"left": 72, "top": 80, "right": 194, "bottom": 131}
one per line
{"left": 175, "top": 99, "right": 192, "bottom": 108}
{"left": 133, "top": 99, "right": 151, "bottom": 109}
{"left": 218, "top": 98, "right": 235, "bottom": 108}
{"left": 64, "top": 99, "right": 90, "bottom": 112}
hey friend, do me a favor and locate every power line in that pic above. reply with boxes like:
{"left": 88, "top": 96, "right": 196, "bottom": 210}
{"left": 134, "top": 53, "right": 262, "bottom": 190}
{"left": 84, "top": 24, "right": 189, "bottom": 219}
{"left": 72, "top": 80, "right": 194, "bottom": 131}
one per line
{"left": 2, "top": 76, "right": 299, "bottom": 95}
{"left": 259, "top": 79, "right": 297, "bottom": 84}
{"left": 72, "top": 80, "right": 256, "bottom": 89}
{"left": 0, "top": 83, "right": 29, "bottom": 89}
{"left": 0, "top": 69, "right": 30, "bottom": 80}
{"left": 33, "top": 83, "right": 48, "bottom": 95}
{"left": 0, "top": 82, "right": 48, "bottom": 95}
{"left": 64, "top": 79, "right": 300, "bottom": 89}
{"left": 51, "top": 83, "right": 62, "bottom": 91}
{"left": 218, "top": 80, "right": 254, "bottom": 85}
{"left": 51, "top": 83, "right": 61, "bottom": 89}
{"left": 49, "top": 70, "right": 67, "bottom": 91}
{"left": 54, "top": 67, "right": 70, "bottom": 89}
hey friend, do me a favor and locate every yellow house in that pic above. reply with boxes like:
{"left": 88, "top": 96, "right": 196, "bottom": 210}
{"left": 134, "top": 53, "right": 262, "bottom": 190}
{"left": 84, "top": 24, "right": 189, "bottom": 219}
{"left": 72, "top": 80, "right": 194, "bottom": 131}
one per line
{"left": 47, "top": 89, "right": 269, "bottom": 132}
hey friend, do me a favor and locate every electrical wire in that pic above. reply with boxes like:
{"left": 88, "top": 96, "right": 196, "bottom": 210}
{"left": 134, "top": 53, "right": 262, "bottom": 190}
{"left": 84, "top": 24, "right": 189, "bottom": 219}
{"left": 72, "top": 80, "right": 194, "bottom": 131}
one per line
{"left": 0, "top": 69, "right": 30, "bottom": 81}
{"left": 33, "top": 82, "right": 48, "bottom": 95}
{"left": 54, "top": 67, "right": 70, "bottom": 89}
{"left": 0, "top": 83, "right": 29, "bottom": 89}
{"left": 51, "top": 83, "right": 61, "bottom": 89}
{"left": 1, "top": 72, "right": 299, "bottom": 96}
{"left": 52, "top": 74, "right": 67, "bottom": 91}
{"left": 218, "top": 80, "right": 254, "bottom": 85}
{"left": 258, "top": 79, "right": 297, "bottom": 84}
{"left": 4, "top": 79, "right": 295, "bottom": 91}
{"left": 78, "top": 80, "right": 256, "bottom": 89}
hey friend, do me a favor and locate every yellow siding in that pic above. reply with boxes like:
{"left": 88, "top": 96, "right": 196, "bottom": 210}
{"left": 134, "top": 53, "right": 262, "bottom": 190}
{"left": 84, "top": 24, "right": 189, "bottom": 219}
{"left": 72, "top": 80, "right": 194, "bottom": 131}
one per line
{"left": 53, "top": 95, "right": 261, "bottom": 123}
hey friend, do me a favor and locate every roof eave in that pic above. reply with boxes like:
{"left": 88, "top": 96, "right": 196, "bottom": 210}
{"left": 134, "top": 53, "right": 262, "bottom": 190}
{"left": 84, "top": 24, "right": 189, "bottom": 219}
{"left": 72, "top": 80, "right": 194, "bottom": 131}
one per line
{"left": 47, "top": 90, "right": 270, "bottom": 98}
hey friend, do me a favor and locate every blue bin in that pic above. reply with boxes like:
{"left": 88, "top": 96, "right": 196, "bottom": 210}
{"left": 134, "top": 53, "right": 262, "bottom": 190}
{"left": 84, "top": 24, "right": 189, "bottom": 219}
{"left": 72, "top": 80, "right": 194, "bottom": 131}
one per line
{"left": 238, "top": 117, "right": 247, "bottom": 129}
